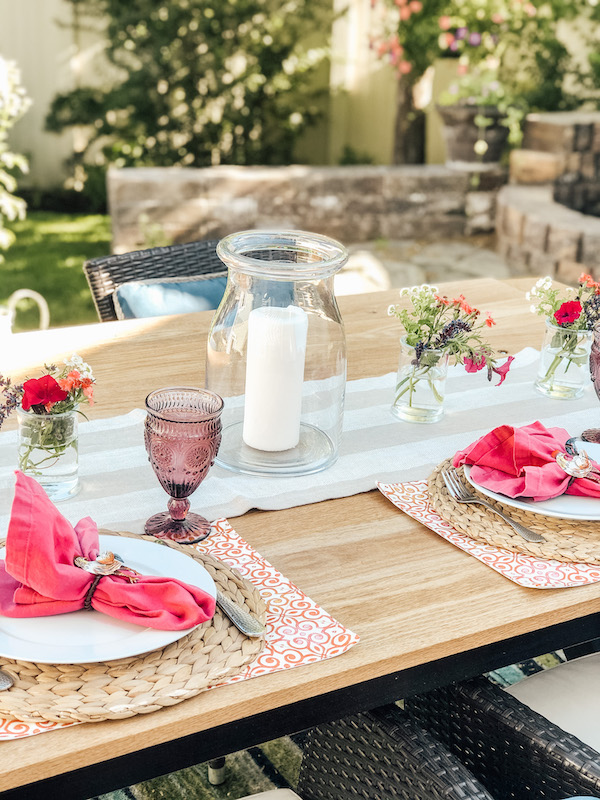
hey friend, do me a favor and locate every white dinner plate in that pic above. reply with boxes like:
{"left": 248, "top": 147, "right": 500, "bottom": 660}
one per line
{"left": 0, "top": 535, "right": 216, "bottom": 664}
{"left": 463, "top": 441, "right": 600, "bottom": 521}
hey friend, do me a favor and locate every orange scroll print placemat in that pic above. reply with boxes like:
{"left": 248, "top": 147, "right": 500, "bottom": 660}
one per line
{"left": 0, "top": 519, "right": 359, "bottom": 740}
{"left": 379, "top": 480, "right": 600, "bottom": 589}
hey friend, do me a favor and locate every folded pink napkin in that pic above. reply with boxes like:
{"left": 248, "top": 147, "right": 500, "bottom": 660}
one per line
{"left": 0, "top": 472, "right": 216, "bottom": 630}
{"left": 453, "top": 421, "right": 600, "bottom": 502}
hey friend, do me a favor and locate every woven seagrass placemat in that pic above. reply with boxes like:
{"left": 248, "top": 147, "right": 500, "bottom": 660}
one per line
{"left": 428, "top": 459, "right": 600, "bottom": 565}
{"left": 0, "top": 530, "right": 267, "bottom": 724}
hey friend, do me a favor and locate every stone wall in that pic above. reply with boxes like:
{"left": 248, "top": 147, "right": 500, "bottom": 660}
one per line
{"left": 107, "top": 164, "right": 506, "bottom": 254}
{"left": 498, "top": 112, "right": 600, "bottom": 281}
{"left": 496, "top": 184, "right": 600, "bottom": 283}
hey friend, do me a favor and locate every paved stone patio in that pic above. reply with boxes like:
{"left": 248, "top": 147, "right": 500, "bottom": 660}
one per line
{"left": 335, "top": 234, "right": 512, "bottom": 296}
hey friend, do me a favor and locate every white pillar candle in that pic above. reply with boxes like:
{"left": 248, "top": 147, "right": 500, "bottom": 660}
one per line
{"left": 243, "top": 305, "right": 308, "bottom": 451}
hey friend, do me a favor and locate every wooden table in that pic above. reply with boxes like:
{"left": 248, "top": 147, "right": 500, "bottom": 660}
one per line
{"left": 2, "top": 278, "right": 600, "bottom": 799}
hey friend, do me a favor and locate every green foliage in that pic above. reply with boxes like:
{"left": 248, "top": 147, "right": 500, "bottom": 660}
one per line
{"left": 0, "top": 57, "right": 31, "bottom": 263}
{"left": 338, "top": 145, "right": 375, "bottom": 165}
{"left": 46, "top": 0, "right": 332, "bottom": 194}
{"left": 2, "top": 212, "right": 111, "bottom": 330}
{"left": 373, "top": 0, "right": 596, "bottom": 141}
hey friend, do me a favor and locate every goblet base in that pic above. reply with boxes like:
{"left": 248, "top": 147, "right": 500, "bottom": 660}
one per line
{"left": 144, "top": 512, "right": 212, "bottom": 544}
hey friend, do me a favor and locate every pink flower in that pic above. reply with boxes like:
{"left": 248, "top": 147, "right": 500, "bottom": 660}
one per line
{"left": 554, "top": 300, "right": 582, "bottom": 326}
{"left": 491, "top": 356, "right": 514, "bottom": 386}
{"left": 409, "top": 0, "right": 422, "bottom": 11}
{"left": 439, "top": 15, "right": 452, "bottom": 30}
{"left": 83, "top": 385, "right": 95, "bottom": 406}
{"left": 398, "top": 60, "right": 412, "bottom": 74}
{"left": 464, "top": 353, "right": 486, "bottom": 373}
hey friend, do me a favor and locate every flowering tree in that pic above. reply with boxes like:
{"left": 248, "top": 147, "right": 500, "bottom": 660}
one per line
{"left": 46, "top": 0, "right": 332, "bottom": 197}
{"left": 371, "top": 0, "right": 588, "bottom": 163}
{"left": 0, "top": 56, "right": 30, "bottom": 263}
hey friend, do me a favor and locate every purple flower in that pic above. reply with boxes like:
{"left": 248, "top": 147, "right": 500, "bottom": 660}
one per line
{"left": 455, "top": 27, "right": 467, "bottom": 40}
{"left": 468, "top": 32, "right": 482, "bottom": 46}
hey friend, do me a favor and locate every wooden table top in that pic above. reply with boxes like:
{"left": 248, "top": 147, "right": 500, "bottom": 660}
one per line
{"left": 2, "top": 277, "right": 600, "bottom": 793}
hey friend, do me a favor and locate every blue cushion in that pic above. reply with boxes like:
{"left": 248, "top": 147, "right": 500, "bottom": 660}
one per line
{"left": 114, "top": 275, "right": 228, "bottom": 320}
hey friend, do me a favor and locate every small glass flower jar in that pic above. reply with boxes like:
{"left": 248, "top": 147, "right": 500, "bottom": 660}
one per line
{"left": 17, "top": 407, "right": 80, "bottom": 500}
{"left": 391, "top": 340, "right": 449, "bottom": 424}
{"left": 534, "top": 319, "right": 593, "bottom": 400}
{"left": 205, "top": 230, "right": 347, "bottom": 476}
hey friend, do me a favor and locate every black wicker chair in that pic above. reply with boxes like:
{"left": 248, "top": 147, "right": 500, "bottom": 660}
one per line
{"left": 296, "top": 704, "right": 496, "bottom": 799}
{"left": 404, "top": 675, "right": 600, "bottom": 800}
{"left": 83, "top": 239, "right": 225, "bottom": 322}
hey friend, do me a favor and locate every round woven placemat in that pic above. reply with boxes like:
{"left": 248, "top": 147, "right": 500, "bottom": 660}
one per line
{"left": 0, "top": 530, "right": 267, "bottom": 724}
{"left": 429, "top": 459, "right": 600, "bottom": 565}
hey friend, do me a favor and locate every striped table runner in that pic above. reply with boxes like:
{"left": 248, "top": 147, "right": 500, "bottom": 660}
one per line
{"left": 1, "top": 347, "right": 598, "bottom": 533}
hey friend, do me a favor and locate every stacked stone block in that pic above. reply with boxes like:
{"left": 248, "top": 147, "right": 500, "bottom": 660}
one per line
{"left": 107, "top": 164, "right": 506, "bottom": 254}
{"left": 497, "top": 112, "right": 600, "bottom": 281}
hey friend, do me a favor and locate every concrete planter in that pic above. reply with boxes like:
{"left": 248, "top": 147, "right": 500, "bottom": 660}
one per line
{"left": 437, "top": 104, "right": 510, "bottom": 166}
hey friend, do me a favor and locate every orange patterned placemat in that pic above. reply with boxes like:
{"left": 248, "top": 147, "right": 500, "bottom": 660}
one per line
{"left": 0, "top": 519, "right": 359, "bottom": 739}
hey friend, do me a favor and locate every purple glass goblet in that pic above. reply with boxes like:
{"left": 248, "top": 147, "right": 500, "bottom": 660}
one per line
{"left": 144, "top": 387, "right": 223, "bottom": 544}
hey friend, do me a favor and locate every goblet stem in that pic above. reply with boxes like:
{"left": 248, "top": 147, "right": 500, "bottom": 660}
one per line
{"left": 168, "top": 497, "right": 190, "bottom": 520}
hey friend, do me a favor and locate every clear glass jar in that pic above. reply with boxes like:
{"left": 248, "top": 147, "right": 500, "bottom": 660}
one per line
{"left": 206, "top": 230, "right": 347, "bottom": 476}
{"left": 534, "top": 319, "right": 593, "bottom": 400}
{"left": 17, "top": 407, "right": 80, "bottom": 500}
{"left": 391, "top": 339, "right": 449, "bottom": 424}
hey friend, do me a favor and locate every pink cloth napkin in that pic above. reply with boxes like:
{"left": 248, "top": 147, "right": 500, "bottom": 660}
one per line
{"left": 0, "top": 472, "right": 216, "bottom": 630}
{"left": 453, "top": 421, "right": 600, "bottom": 502}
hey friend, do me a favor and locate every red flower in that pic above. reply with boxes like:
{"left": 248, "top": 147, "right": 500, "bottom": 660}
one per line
{"left": 21, "top": 375, "right": 68, "bottom": 411}
{"left": 554, "top": 300, "right": 582, "bottom": 326}
{"left": 491, "top": 356, "right": 514, "bottom": 386}
{"left": 485, "top": 313, "right": 495, "bottom": 328}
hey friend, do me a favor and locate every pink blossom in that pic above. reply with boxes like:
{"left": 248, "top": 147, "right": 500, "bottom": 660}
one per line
{"left": 492, "top": 356, "right": 514, "bottom": 386}
{"left": 464, "top": 353, "right": 486, "bottom": 373}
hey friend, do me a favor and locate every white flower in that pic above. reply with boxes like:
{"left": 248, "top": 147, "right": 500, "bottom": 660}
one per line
{"left": 525, "top": 291, "right": 531, "bottom": 301}
{"left": 64, "top": 353, "right": 93, "bottom": 379}
{"left": 530, "top": 304, "right": 537, "bottom": 314}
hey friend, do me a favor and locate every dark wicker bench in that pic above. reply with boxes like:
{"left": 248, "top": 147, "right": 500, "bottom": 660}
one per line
{"left": 296, "top": 703, "right": 496, "bottom": 799}
{"left": 404, "top": 675, "right": 600, "bottom": 800}
{"left": 83, "top": 239, "right": 225, "bottom": 322}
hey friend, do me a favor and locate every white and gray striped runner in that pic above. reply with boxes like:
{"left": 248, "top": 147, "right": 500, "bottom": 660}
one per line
{"left": 1, "top": 347, "right": 599, "bottom": 534}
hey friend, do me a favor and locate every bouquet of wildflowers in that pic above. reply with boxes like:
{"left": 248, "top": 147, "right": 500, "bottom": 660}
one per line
{"left": 527, "top": 274, "right": 600, "bottom": 331}
{"left": 528, "top": 274, "right": 600, "bottom": 394}
{"left": 388, "top": 285, "right": 513, "bottom": 411}
{"left": 0, "top": 354, "right": 95, "bottom": 477}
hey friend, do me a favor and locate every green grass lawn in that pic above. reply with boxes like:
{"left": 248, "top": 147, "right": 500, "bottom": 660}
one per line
{"left": 1, "top": 211, "right": 112, "bottom": 331}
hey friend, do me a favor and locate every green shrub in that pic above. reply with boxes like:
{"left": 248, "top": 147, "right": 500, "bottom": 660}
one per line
{"left": 0, "top": 56, "right": 31, "bottom": 262}
{"left": 46, "top": 0, "right": 332, "bottom": 199}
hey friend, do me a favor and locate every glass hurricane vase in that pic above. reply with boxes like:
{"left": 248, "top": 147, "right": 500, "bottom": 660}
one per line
{"left": 391, "top": 340, "right": 449, "bottom": 424}
{"left": 206, "top": 229, "right": 347, "bottom": 477}
{"left": 534, "top": 319, "right": 593, "bottom": 400}
{"left": 17, "top": 407, "right": 80, "bottom": 501}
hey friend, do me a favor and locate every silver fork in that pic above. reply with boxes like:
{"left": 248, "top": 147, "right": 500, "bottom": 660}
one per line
{"left": 441, "top": 469, "right": 546, "bottom": 544}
